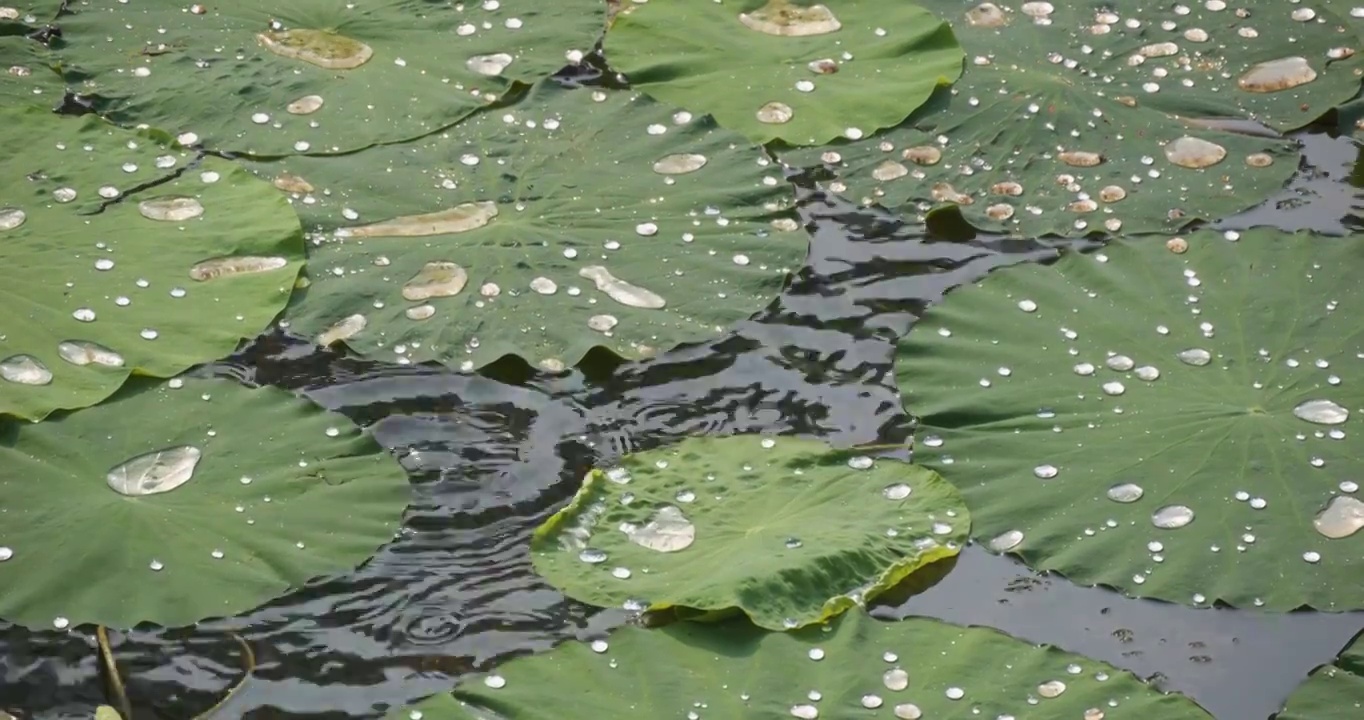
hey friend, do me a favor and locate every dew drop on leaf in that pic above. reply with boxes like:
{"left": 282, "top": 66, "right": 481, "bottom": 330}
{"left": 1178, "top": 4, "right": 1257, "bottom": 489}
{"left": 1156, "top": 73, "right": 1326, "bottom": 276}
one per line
{"left": 0, "top": 355, "right": 53, "bottom": 385}
{"left": 402, "top": 262, "right": 469, "bottom": 301}
{"left": 138, "top": 196, "right": 205, "bottom": 222}
{"left": 57, "top": 341, "right": 124, "bottom": 368}
{"left": 0, "top": 208, "right": 27, "bottom": 231}
{"left": 189, "top": 256, "right": 289, "bottom": 281}
{"left": 1292, "top": 399, "right": 1349, "bottom": 425}
{"left": 1152, "top": 504, "right": 1195, "bottom": 529}
{"left": 1312, "top": 495, "right": 1364, "bottom": 539}
{"left": 1237, "top": 56, "right": 1317, "bottom": 92}
{"left": 106, "top": 446, "right": 202, "bottom": 496}
{"left": 623, "top": 505, "right": 695, "bottom": 552}
{"left": 988, "top": 529, "right": 1024, "bottom": 552}
{"left": 257, "top": 29, "right": 374, "bottom": 70}
{"left": 738, "top": 1, "right": 841, "bottom": 36}
{"left": 1107, "top": 483, "right": 1144, "bottom": 503}
{"left": 1177, "top": 348, "right": 1212, "bottom": 366}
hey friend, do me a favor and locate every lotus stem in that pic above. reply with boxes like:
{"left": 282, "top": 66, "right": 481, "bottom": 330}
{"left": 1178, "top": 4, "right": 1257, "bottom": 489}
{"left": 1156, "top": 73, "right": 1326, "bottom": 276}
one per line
{"left": 95, "top": 626, "right": 133, "bottom": 720}
{"left": 193, "top": 634, "right": 256, "bottom": 719}
{"left": 846, "top": 442, "right": 912, "bottom": 453}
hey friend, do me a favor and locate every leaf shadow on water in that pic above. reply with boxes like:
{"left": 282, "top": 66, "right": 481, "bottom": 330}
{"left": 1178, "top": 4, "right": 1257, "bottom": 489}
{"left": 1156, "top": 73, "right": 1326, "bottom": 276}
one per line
{"left": 2, "top": 54, "right": 1364, "bottom": 720}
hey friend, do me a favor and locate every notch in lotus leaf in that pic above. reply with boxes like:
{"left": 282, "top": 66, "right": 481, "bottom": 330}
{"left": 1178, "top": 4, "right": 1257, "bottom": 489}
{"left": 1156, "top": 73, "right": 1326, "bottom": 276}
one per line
{"left": 253, "top": 81, "right": 806, "bottom": 373}
{"left": 785, "top": 0, "right": 1363, "bottom": 236}
{"left": 530, "top": 435, "right": 969, "bottom": 630}
{"left": 390, "top": 612, "right": 1213, "bottom": 720}
{"left": 0, "top": 376, "right": 411, "bottom": 630}
{"left": 0, "top": 107, "right": 303, "bottom": 421}
{"left": 605, "top": 0, "right": 965, "bottom": 145}
{"left": 1275, "top": 629, "right": 1364, "bottom": 719}
{"left": 50, "top": 0, "right": 607, "bottom": 155}
{"left": 898, "top": 228, "right": 1364, "bottom": 611}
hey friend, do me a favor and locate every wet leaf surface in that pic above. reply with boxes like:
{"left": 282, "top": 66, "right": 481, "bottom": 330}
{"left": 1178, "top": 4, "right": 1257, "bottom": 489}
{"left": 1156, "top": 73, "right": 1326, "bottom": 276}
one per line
{"left": 1277, "top": 630, "right": 1364, "bottom": 719}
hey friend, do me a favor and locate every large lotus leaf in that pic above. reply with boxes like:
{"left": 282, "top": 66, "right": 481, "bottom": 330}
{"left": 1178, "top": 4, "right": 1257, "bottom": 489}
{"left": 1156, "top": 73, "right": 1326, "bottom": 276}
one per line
{"left": 0, "top": 107, "right": 303, "bottom": 421}
{"left": 0, "top": 36, "right": 66, "bottom": 108}
{"left": 54, "top": 0, "right": 605, "bottom": 156}
{"left": 1279, "top": 632, "right": 1364, "bottom": 719}
{"left": 783, "top": 0, "right": 1362, "bottom": 236}
{"left": 0, "top": 2, "right": 65, "bottom": 24}
{"left": 531, "top": 435, "right": 967, "bottom": 630}
{"left": 0, "top": 375, "right": 411, "bottom": 630}
{"left": 390, "top": 612, "right": 1213, "bottom": 720}
{"left": 602, "top": 0, "right": 965, "bottom": 145}
{"left": 262, "top": 82, "right": 804, "bottom": 372}
{"left": 897, "top": 228, "right": 1364, "bottom": 611}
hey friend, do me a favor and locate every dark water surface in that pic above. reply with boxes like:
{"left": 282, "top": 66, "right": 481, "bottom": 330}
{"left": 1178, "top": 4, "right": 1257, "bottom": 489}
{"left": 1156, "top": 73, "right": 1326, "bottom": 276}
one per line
{"left": 3, "top": 63, "right": 1364, "bottom": 720}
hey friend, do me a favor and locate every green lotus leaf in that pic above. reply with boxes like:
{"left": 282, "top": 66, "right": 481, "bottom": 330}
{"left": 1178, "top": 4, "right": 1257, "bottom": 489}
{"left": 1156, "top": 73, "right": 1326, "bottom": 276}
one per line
{"left": 603, "top": 0, "right": 964, "bottom": 146}
{"left": 53, "top": 0, "right": 606, "bottom": 156}
{"left": 531, "top": 435, "right": 967, "bottom": 630}
{"left": 390, "top": 612, "right": 1212, "bottom": 720}
{"left": 0, "top": 106, "right": 303, "bottom": 421}
{"left": 785, "top": 0, "right": 1363, "bottom": 236}
{"left": 261, "top": 82, "right": 804, "bottom": 372}
{"left": 897, "top": 228, "right": 1364, "bottom": 610}
{"left": 94, "top": 708, "right": 122, "bottom": 720}
{"left": 0, "top": 37, "right": 66, "bottom": 109}
{"left": 0, "top": 2, "right": 64, "bottom": 24}
{"left": 1278, "top": 631, "right": 1364, "bottom": 719}
{"left": 0, "top": 375, "right": 411, "bottom": 630}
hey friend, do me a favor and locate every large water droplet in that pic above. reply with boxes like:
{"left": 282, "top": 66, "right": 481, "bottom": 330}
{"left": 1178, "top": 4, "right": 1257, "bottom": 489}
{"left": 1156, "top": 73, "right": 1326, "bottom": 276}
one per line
{"left": 138, "top": 196, "right": 204, "bottom": 222}
{"left": 623, "top": 505, "right": 695, "bottom": 552}
{"left": 106, "top": 446, "right": 202, "bottom": 496}
{"left": 882, "top": 483, "right": 912, "bottom": 500}
{"left": 189, "top": 256, "right": 289, "bottom": 281}
{"left": 1177, "top": 348, "right": 1212, "bottom": 366}
{"left": 579, "top": 266, "right": 666, "bottom": 309}
{"left": 1152, "top": 504, "right": 1195, "bottom": 529}
{"left": 257, "top": 29, "right": 374, "bottom": 69}
{"left": 883, "top": 667, "right": 909, "bottom": 691}
{"left": 653, "top": 153, "right": 708, "bottom": 175}
{"left": 1105, "top": 355, "right": 1134, "bottom": 371}
{"left": 1293, "top": 399, "right": 1349, "bottom": 425}
{"left": 739, "top": 1, "right": 841, "bottom": 36}
{"left": 789, "top": 704, "right": 819, "bottom": 719}
{"left": 337, "top": 202, "right": 497, "bottom": 238}
{"left": 756, "top": 101, "right": 795, "bottom": 124}
{"left": 318, "top": 313, "right": 366, "bottom": 346}
{"left": 893, "top": 704, "right": 922, "bottom": 720}
{"left": 1313, "top": 495, "right": 1364, "bottom": 539}
{"left": 1238, "top": 56, "right": 1317, "bottom": 92}
{"left": 1037, "top": 680, "right": 1067, "bottom": 698}
{"left": 578, "top": 548, "right": 607, "bottom": 564}
{"left": 467, "top": 53, "right": 514, "bottom": 76}
{"left": 287, "top": 94, "right": 324, "bottom": 114}
{"left": 402, "top": 261, "right": 469, "bottom": 301}
{"left": 0, "top": 355, "right": 52, "bottom": 385}
{"left": 988, "top": 529, "right": 1024, "bottom": 552}
{"left": 1107, "top": 483, "right": 1144, "bottom": 503}
{"left": 57, "top": 341, "right": 125, "bottom": 368}
{"left": 966, "top": 2, "right": 1007, "bottom": 27}
{"left": 1164, "top": 136, "right": 1227, "bottom": 169}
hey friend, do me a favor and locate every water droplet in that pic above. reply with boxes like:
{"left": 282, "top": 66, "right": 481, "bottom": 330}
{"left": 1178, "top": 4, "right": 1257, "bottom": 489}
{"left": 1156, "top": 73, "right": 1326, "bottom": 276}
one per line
{"left": 635, "top": 222, "right": 658, "bottom": 237}
{"left": 1058, "top": 150, "right": 1103, "bottom": 167}
{"left": 579, "top": 266, "right": 666, "bottom": 309}
{"left": 0, "top": 547, "right": 13, "bottom": 562}
{"left": 137, "top": 196, "right": 205, "bottom": 222}
{"left": 1107, "top": 483, "right": 1145, "bottom": 503}
{"left": 882, "top": 483, "right": 912, "bottom": 500}
{"left": 95, "top": 258, "right": 115, "bottom": 271}
{"left": 273, "top": 174, "right": 314, "bottom": 194}
{"left": 873, "top": 161, "right": 909, "bottom": 181}
{"left": 966, "top": 2, "right": 1007, "bottom": 27}
{"left": 1152, "top": 504, "right": 1195, "bottom": 529}
{"left": 0, "top": 355, "right": 52, "bottom": 385}
{"left": 861, "top": 695, "right": 883, "bottom": 709}
{"left": 1135, "top": 366, "right": 1160, "bottom": 381}
{"left": 405, "top": 304, "right": 436, "bottom": 321}
{"left": 988, "top": 529, "right": 1024, "bottom": 552}
{"left": 1018, "top": 299, "right": 1038, "bottom": 312}
{"left": 756, "top": 101, "right": 794, "bottom": 124}
{"left": 590, "top": 639, "right": 608, "bottom": 653}
{"left": 1033, "top": 464, "right": 1058, "bottom": 479}
{"left": 903, "top": 146, "right": 942, "bottom": 165}
{"left": 789, "top": 705, "right": 819, "bottom": 719}
{"left": 1101, "top": 381, "right": 1126, "bottom": 396}
{"left": 1302, "top": 550, "right": 1321, "bottom": 563}
{"left": 338, "top": 202, "right": 497, "bottom": 238}
{"left": 848, "top": 455, "right": 874, "bottom": 469}
{"left": 1037, "top": 680, "right": 1067, "bottom": 698}
{"left": 579, "top": 548, "right": 608, "bottom": 564}
{"left": 808, "top": 647, "right": 825, "bottom": 660}
{"left": 1106, "top": 355, "right": 1135, "bottom": 371}
{"left": 53, "top": 187, "right": 77, "bottom": 203}
{"left": 1313, "top": 495, "right": 1364, "bottom": 539}
{"left": 1238, "top": 56, "right": 1317, "bottom": 92}
{"left": 189, "top": 256, "right": 289, "bottom": 281}
{"left": 106, "top": 446, "right": 202, "bottom": 496}
{"left": 623, "top": 505, "right": 695, "bottom": 552}
{"left": 893, "top": 704, "right": 922, "bottom": 720}
{"left": 484, "top": 675, "right": 506, "bottom": 689}
{"left": 1178, "top": 348, "right": 1212, "bottom": 366}
{"left": 467, "top": 53, "right": 514, "bottom": 76}
{"left": 257, "top": 29, "right": 374, "bottom": 69}
{"left": 587, "top": 314, "right": 619, "bottom": 333}
{"left": 1293, "top": 399, "right": 1349, "bottom": 425}
{"left": 53, "top": 617, "right": 69, "bottom": 630}
{"left": 739, "top": 1, "right": 841, "bottom": 36}
{"left": 402, "top": 262, "right": 469, "bottom": 301}
{"left": 653, "top": 154, "right": 707, "bottom": 174}
{"left": 1164, "top": 136, "right": 1227, "bottom": 169}
{"left": 57, "top": 341, "right": 124, "bottom": 368}
{"left": 317, "top": 313, "right": 366, "bottom": 346}
{"left": 785, "top": 537, "right": 803, "bottom": 549}
{"left": 287, "top": 94, "right": 324, "bottom": 114}
{"left": 945, "top": 687, "right": 964, "bottom": 700}
{"left": 611, "top": 566, "right": 632, "bottom": 579}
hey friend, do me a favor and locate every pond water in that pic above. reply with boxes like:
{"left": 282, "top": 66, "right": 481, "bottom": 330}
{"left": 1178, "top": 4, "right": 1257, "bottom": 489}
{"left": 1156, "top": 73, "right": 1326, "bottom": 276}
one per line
{"left": 2, "top": 55, "right": 1363, "bottom": 720}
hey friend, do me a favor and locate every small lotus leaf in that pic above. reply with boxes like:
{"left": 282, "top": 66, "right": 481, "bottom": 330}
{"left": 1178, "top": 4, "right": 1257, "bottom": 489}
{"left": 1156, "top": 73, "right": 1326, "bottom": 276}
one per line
{"left": 1278, "top": 631, "right": 1364, "bottom": 719}
{"left": 786, "top": 0, "right": 1363, "bottom": 236}
{"left": 604, "top": 0, "right": 965, "bottom": 145}
{"left": 52, "top": 0, "right": 606, "bottom": 155}
{"left": 390, "top": 612, "right": 1212, "bottom": 720}
{"left": 0, "top": 107, "right": 303, "bottom": 421}
{"left": 531, "top": 435, "right": 967, "bottom": 630}
{"left": 897, "top": 229, "right": 1364, "bottom": 610}
{"left": 0, "top": 376, "right": 411, "bottom": 629}
{"left": 263, "top": 82, "right": 804, "bottom": 372}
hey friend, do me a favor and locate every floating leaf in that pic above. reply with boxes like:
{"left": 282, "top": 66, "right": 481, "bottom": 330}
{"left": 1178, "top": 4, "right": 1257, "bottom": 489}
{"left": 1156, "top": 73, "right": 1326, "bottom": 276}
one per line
{"left": 604, "top": 0, "right": 964, "bottom": 145}
{"left": 0, "top": 376, "right": 410, "bottom": 629}
{"left": 389, "top": 612, "right": 1212, "bottom": 720}
{"left": 53, "top": 0, "right": 606, "bottom": 155}
{"left": 531, "top": 435, "right": 967, "bottom": 630}
{"left": 0, "top": 107, "right": 303, "bottom": 421}
{"left": 897, "top": 229, "right": 1364, "bottom": 610}
{"left": 784, "top": 0, "right": 1364, "bottom": 236}
{"left": 261, "top": 82, "right": 804, "bottom": 372}
{"left": 1278, "top": 631, "right": 1364, "bottom": 719}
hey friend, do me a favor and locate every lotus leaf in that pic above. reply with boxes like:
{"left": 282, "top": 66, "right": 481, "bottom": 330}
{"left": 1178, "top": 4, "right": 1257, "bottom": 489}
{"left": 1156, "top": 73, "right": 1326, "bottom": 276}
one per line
{"left": 53, "top": 0, "right": 606, "bottom": 155}
{"left": 531, "top": 435, "right": 967, "bottom": 630}
{"left": 390, "top": 612, "right": 1213, "bottom": 720}
{"left": 603, "top": 0, "right": 965, "bottom": 145}
{"left": 0, "top": 106, "right": 303, "bottom": 421}
{"left": 785, "top": 0, "right": 1363, "bottom": 236}
{"left": 0, "top": 36, "right": 65, "bottom": 108}
{"left": 1278, "top": 631, "right": 1364, "bottom": 719}
{"left": 263, "top": 81, "right": 804, "bottom": 372}
{"left": 897, "top": 229, "right": 1364, "bottom": 610}
{"left": 0, "top": 375, "right": 411, "bottom": 629}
